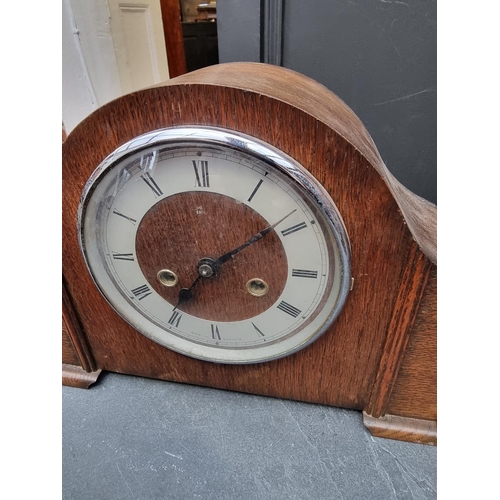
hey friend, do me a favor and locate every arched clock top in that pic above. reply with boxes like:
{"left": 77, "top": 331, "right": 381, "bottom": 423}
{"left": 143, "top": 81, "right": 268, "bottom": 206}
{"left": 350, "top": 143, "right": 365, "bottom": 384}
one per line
{"left": 157, "top": 63, "right": 436, "bottom": 264}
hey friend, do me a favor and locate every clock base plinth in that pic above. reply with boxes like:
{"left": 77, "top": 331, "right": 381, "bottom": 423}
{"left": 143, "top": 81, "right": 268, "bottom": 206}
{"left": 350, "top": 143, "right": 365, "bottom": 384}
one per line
{"left": 362, "top": 412, "right": 437, "bottom": 446}
{"left": 62, "top": 364, "right": 102, "bottom": 389}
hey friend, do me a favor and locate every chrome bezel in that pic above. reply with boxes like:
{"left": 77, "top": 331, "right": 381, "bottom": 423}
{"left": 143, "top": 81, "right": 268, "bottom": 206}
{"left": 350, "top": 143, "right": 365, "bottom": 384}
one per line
{"left": 78, "top": 126, "right": 351, "bottom": 364}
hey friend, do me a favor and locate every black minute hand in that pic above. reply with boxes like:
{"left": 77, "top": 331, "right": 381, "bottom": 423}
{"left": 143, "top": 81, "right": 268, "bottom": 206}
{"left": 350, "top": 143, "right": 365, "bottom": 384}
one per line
{"left": 214, "top": 208, "right": 297, "bottom": 266}
{"left": 173, "top": 208, "right": 297, "bottom": 311}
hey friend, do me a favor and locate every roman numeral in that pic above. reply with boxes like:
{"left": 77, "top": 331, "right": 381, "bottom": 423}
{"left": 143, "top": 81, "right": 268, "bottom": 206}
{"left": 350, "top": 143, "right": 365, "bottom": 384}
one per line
{"left": 247, "top": 179, "right": 263, "bottom": 202}
{"left": 277, "top": 301, "right": 302, "bottom": 318}
{"left": 168, "top": 311, "right": 182, "bottom": 328}
{"left": 140, "top": 172, "right": 163, "bottom": 197}
{"left": 281, "top": 222, "right": 307, "bottom": 237}
{"left": 211, "top": 324, "right": 221, "bottom": 340}
{"left": 131, "top": 284, "right": 152, "bottom": 300}
{"left": 193, "top": 160, "right": 210, "bottom": 187}
{"left": 112, "top": 252, "right": 134, "bottom": 261}
{"left": 112, "top": 209, "right": 137, "bottom": 225}
{"left": 251, "top": 322, "right": 265, "bottom": 337}
{"left": 292, "top": 269, "right": 318, "bottom": 279}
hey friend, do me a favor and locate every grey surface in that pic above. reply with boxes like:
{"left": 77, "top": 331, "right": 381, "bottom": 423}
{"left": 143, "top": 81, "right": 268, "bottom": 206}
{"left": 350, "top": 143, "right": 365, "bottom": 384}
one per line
{"left": 217, "top": 0, "right": 436, "bottom": 204}
{"left": 63, "top": 372, "right": 437, "bottom": 499}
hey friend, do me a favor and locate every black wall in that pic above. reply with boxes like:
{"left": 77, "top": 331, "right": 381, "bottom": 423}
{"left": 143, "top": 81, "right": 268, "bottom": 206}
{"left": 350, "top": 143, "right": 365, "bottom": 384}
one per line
{"left": 217, "top": 0, "right": 436, "bottom": 204}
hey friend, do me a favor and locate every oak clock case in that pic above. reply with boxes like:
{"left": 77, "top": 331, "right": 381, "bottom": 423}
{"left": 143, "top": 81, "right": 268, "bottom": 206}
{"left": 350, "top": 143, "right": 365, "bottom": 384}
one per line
{"left": 78, "top": 127, "right": 351, "bottom": 364}
{"left": 63, "top": 62, "right": 437, "bottom": 445}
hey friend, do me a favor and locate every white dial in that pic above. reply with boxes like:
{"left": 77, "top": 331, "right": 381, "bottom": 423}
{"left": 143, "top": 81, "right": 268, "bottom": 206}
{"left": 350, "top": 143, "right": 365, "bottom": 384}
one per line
{"left": 79, "top": 127, "right": 351, "bottom": 363}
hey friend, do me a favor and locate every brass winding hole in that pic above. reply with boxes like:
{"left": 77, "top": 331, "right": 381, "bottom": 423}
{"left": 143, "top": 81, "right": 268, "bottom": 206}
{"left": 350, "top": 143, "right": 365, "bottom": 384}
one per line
{"left": 246, "top": 278, "right": 269, "bottom": 297}
{"left": 157, "top": 269, "right": 179, "bottom": 287}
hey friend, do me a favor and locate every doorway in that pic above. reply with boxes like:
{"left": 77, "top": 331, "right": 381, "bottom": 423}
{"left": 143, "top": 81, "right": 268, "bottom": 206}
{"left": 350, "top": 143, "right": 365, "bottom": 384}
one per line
{"left": 179, "top": 1, "right": 219, "bottom": 73}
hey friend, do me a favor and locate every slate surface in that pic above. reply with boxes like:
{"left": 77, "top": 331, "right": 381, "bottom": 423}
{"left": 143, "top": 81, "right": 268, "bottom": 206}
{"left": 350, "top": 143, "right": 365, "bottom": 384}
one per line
{"left": 63, "top": 372, "right": 437, "bottom": 499}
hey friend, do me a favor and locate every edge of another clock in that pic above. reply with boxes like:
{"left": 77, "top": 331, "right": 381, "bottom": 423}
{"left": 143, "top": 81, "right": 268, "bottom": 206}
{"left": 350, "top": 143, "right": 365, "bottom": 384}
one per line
{"left": 150, "top": 62, "right": 436, "bottom": 264}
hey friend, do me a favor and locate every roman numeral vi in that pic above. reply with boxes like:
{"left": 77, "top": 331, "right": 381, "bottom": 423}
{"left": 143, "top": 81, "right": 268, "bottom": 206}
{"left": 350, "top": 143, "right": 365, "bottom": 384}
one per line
{"left": 168, "top": 311, "right": 182, "bottom": 327}
{"left": 211, "top": 324, "right": 221, "bottom": 340}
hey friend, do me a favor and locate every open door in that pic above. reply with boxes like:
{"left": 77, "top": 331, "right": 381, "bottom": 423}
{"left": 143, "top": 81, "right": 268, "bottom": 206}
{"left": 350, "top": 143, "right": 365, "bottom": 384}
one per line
{"left": 62, "top": 0, "right": 191, "bottom": 131}
{"left": 108, "top": 0, "right": 171, "bottom": 93}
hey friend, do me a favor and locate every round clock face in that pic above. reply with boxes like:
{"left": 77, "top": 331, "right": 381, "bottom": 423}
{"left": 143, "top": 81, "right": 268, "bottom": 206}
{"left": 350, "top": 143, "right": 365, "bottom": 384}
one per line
{"left": 78, "top": 127, "right": 351, "bottom": 364}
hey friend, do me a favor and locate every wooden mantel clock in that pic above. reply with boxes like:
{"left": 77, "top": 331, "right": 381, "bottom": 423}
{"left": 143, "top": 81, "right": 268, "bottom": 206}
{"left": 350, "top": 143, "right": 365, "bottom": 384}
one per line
{"left": 62, "top": 62, "right": 437, "bottom": 445}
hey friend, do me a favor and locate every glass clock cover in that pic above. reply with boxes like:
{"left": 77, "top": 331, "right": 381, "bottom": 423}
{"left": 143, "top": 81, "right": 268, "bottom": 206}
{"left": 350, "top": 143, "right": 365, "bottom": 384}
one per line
{"left": 78, "top": 127, "right": 351, "bottom": 363}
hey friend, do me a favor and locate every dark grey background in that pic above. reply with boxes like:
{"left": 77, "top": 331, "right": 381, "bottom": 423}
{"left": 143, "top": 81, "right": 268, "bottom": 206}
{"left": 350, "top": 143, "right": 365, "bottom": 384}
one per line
{"left": 63, "top": 372, "right": 437, "bottom": 499}
{"left": 217, "top": 0, "right": 437, "bottom": 204}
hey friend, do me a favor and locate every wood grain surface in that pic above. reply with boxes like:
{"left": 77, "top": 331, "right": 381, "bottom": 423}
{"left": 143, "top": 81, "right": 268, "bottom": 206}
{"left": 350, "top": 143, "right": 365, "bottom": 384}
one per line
{"left": 386, "top": 266, "right": 437, "bottom": 421}
{"left": 366, "top": 244, "right": 433, "bottom": 417}
{"left": 62, "top": 279, "right": 97, "bottom": 373}
{"left": 62, "top": 319, "right": 80, "bottom": 367}
{"left": 62, "top": 63, "right": 436, "bottom": 440}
